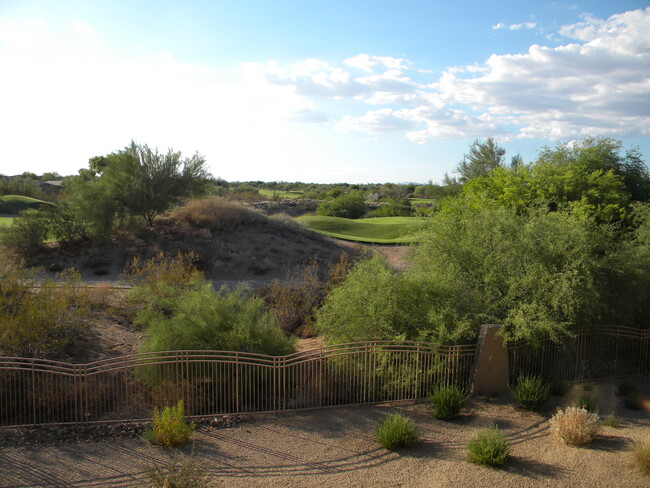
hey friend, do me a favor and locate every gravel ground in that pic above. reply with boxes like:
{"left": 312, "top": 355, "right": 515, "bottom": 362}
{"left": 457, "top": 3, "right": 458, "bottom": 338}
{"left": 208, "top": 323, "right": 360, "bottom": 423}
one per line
{"left": 2, "top": 387, "right": 649, "bottom": 488}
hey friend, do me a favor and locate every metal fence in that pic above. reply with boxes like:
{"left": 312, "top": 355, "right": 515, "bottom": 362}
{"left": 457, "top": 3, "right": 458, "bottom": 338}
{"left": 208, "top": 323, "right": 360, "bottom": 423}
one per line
{"left": 0, "top": 341, "right": 478, "bottom": 427}
{"left": 508, "top": 326, "right": 650, "bottom": 384}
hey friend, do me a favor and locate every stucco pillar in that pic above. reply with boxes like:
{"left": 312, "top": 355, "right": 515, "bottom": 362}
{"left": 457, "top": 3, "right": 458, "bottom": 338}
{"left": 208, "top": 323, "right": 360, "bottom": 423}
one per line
{"left": 471, "top": 324, "right": 509, "bottom": 395}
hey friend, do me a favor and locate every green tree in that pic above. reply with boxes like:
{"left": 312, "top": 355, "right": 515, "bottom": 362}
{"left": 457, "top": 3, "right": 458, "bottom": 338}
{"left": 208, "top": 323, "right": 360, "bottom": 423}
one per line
{"left": 101, "top": 141, "right": 212, "bottom": 226}
{"left": 456, "top": 138, "right": 506, "bottom": 183}
{"left": 316, "top": 191, "right": 367, "bottom": 219}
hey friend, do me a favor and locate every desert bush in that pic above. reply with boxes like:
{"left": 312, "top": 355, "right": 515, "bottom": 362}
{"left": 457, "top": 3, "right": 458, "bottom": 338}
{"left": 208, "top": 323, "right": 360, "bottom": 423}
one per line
{"left": 0, "top": 257, "right": 91, "bottom": 360}
{"left": 466, "top": 426, "right": 511, "bottom": 467}
{"left": 603, "top": 413, "right": 620, "bottom": 428}
{"left": 168, "top": 197, "right": 262, "bottom": 232}
{"left": 550, "top": 407, "right": 600, "bottom": 446}
{"left": 146, "top": 457, "right": 210, "bottom": 488}
{"left": 576, "top": 392, "right": 598, "bottom": 412}
{"left": 316, "top": 191, "right": 367, "bottom": 219}
{"left": 633, "top": 437, "right": 650, "bottom": 475}
{"left": 137, "top": 284, "right": 293, "bottom": 355}
{"left": 510, "top": 375, "right": 550, "bottom": 410}
{"left": 428, "top": 385, "right": 467, "bottom": 420}
{"left": 375, "top": 412, "right": 419, "bottom": 450}
{"left": 1, "top": 210, "right": 49, "bottom": 257}
{"left": 143, "top": 400, "right": 195, "bottom": 448}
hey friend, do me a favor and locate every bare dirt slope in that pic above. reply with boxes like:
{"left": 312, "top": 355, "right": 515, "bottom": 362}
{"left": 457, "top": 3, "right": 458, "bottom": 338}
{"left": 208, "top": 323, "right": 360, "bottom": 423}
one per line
{"left": 2, "top": 387, "right": 649, "bottom": 488}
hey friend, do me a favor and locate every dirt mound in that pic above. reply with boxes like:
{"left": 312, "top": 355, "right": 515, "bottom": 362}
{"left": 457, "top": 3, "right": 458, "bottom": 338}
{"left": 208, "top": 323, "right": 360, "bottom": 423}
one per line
{"left": 30, "top": 201, "right": 355, "bottom": 284}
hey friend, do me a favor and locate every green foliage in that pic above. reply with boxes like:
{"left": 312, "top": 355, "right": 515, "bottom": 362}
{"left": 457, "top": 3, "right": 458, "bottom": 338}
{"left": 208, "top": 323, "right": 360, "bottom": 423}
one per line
{"left": 135, "top": 278, "right": 294, "bottom": 358}
{"left": 428, "top": 385, "right": 467, "bottom": 420}
{"left": 146, "top": 457, "right": 210, "bottom": 488}
{"left": 410, "top": 199, "right": 616, "bottom": 342}
{"left": 316, "top": 255, "right": 434, "bottom": 343}
{"left": 633, "top": 437, "right": 650, "bottom": 475}
{"left": 367, "top": 199, "right": 413, "bottom": 217}
{"left": 510, "top": 375, "right": 550, "bottom": 410}
{"left": 144, "top": 401, "right": 195, "bottom": 448}
{"left": 0, "top": 259, "right": 90, "bottom": 359}
{"left": 375, "top": 412, "right": 419, "bottom": 450}
{"left": 466, "top": 426, "right": 511, "bottom": 467}
{"left": 576, "top": 392, "right": 598, "bottom": 413}
{"left": 456, "top": 138, "right": 506, "bottom": 183}
{"left": 603, "top": 413, "right": 619, "bottom": 428}
{"left": 316, "top": 191, "right": 367, "bottom": 219}
{"left": 1, "top": 209, "right": 50, "bottom": 257}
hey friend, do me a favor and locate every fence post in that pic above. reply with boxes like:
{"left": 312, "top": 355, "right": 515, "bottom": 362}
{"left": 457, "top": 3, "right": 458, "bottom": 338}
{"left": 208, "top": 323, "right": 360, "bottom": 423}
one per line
{"left": 471, "top": 324, "right": 509, "bottom": 396}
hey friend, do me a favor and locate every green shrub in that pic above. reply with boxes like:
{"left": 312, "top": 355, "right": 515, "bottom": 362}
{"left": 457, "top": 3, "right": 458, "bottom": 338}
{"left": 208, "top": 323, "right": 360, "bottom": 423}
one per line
{"left": 603, "top": 413, "right": 619, "bottom": 428}
{"left": 576, "top": 392, "right": 598, "bottom": 412}
{"left": 550, "top": 407, "right": 600, "bottom": 446}
{"left": 316, "top": 191, "right": 367, "bottom": 219}
{"left": 466, "top": 426, "right": 511, "bottom": 467}
{"left": 549, "top": 380, "right": 570, "bottom": 397}
{"left": 633, "top": 437, "right": 650, "bottom": 475}
{"left": 510, "top": 375, "right": 550, "bottom": 410}
{"left": 582, "top": 383, "right": 593, "bottom": 392}
{"left": 617, "top": 380, "right": 637, "bottom": 397}
{"left": 428, "top": 385, "right": 468, "bottom": 420}
{"left": 375, "top": 412, "right": 419, "bottom": 450}
{"left": 146, "top": 457, "right": 210, "bottom": 487}
{"left": 144, "top": 400, "right": 195, "bottom": 448}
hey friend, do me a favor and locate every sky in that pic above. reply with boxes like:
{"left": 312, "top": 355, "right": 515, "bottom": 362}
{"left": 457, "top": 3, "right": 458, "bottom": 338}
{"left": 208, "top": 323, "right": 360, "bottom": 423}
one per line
{"left": 0, "top": 1, "right": 649, "bottom": 184}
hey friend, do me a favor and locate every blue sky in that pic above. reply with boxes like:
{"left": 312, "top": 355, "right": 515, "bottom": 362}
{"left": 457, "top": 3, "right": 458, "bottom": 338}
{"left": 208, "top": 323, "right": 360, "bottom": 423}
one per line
{"left": 1, "top": 1, "right": 649, "bottom": 183}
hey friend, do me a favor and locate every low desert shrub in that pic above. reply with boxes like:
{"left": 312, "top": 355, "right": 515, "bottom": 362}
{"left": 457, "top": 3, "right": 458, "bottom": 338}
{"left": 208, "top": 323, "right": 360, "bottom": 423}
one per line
{"left": 144, "top": 400, "right": 195, "bottom": 448}
{"left": 633, "top": 437, "right": 650, "bottom": 475}
{"left": 576, "top": 392, "right": 598, "bottom": 413}
{"left": 549, "top": 380, "right": 570, "bottom": 397}
{"left": 169, "top": 197, "right": 262, "bottom": 232}
{"left": 428, "top": 385, "right": 467, "bottom": 420}
{"left": 550, "top": 407, "right": 600, "bottom": 446}
{"left": 603, "top": 413, "right": 620, "bottom": 428}
{"left": 146, "top": 457, "right": 210, "bottom": 487}
{"left": 375, "top": 412, "right": 419, "bottom": 450}
{"left": 582, "top": 383, "right": 593, "bottom": 392}
{"left": 466, "top": 426, "right": 511, "bottom": 467}
{"left": 510, "top": 375, "right": 550, "bottom": 410}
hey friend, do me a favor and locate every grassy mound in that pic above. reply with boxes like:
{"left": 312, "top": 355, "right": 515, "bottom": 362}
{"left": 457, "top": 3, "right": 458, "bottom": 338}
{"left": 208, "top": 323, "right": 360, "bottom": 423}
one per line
{"left": 296, "top": 215, "right": 422, "bottom": 244}
{"left": 0, "top": 195, "right": 53, "bottom": 214}
{"left": 0, "top": 217, "right": 14, "bottom": 228}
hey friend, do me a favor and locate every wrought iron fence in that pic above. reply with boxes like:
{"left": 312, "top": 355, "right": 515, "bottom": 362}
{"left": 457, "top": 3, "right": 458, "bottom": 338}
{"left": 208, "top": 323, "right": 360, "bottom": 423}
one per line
{"left": 0, "top": 341, "right": 478, "bottom": 427}
{"left": 508, "top": 326, "right": 650, "bottom": 384}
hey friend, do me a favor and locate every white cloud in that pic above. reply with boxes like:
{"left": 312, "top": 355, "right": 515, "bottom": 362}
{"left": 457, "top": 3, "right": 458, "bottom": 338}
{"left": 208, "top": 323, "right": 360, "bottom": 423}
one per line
{"left": 492, "top": 21, "right": 537, "bottom": 30}
{"left": 257, "top": 7, "right": 650, "bottom": 144}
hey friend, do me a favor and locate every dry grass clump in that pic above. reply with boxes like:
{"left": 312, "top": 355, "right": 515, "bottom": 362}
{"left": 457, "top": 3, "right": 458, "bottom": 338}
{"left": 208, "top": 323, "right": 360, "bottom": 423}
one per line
{"left": 633, "top": 437, "right": 650, "bottom": 475}
{"left": 169, "top": 197, "right": 262, "bottom": 232}
{"left": 549, "top": 407, "right": 600, "bottom": 446}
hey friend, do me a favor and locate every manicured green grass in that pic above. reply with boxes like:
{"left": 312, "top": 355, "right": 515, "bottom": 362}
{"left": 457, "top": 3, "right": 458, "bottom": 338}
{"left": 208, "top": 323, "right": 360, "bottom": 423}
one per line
{"left": 296, "top": 215, "right": 423, "bottom": 244}
{"left": 0, "top": 216, "right": 14, "bottom": 228}
{"left": 259, "top": 189, "right": 303, "bottom": 199}
{"left": 408, "top": 198, "right": 435, "bottom": 205}
{"left": 0, "top": 195, "right": 53, "bottom": 214}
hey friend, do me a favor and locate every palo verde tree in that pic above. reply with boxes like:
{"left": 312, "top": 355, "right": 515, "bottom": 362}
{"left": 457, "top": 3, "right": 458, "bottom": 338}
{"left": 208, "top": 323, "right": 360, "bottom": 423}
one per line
{"left": 99, "top": 141, "right": 212, "bottom": 226}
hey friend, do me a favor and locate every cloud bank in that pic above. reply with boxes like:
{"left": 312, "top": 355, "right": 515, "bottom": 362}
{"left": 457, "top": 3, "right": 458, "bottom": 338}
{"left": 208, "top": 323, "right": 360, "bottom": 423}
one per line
{"left": 257, "top": 7, "right": 650, "bottom": 143}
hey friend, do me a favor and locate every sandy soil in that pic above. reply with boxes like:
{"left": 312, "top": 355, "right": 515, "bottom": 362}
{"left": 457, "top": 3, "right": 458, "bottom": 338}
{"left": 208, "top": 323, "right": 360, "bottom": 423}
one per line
{"left": 2, "top": 386, "right": 649, "bottom": 488}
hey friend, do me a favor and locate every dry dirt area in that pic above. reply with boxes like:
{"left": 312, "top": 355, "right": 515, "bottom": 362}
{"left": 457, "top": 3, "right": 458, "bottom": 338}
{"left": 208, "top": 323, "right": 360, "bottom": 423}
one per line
{"left": 2, "top": 384, "right": 649, "bottom": 488}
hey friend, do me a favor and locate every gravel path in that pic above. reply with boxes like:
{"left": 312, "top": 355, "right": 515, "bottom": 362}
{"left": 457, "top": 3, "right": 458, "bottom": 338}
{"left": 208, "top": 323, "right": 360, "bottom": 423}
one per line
{"left": 2, "top": 394, "right": 649, "bottom": 488}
